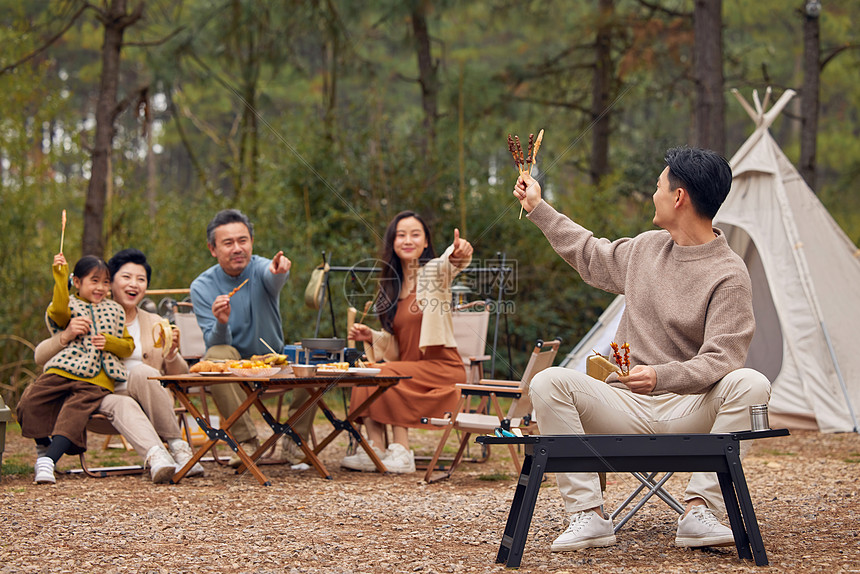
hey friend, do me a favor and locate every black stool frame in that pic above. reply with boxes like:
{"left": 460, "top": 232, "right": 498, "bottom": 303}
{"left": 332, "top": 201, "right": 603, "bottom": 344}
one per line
{"left": 477, "top": 429, "right": 789, "bottom": 569}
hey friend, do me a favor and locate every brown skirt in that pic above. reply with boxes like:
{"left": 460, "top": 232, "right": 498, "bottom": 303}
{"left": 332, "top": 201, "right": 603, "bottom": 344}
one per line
{"left": 17, "top": 373, "right": 109, "bottom": 454}
{"left": 350, "top": 345, "right": 464, "bottom": 429}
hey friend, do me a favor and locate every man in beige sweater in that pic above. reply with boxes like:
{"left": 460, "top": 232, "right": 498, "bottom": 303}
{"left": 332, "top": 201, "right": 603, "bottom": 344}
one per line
{"left": 514, "top": 147, "right": 771, "bottom": 552}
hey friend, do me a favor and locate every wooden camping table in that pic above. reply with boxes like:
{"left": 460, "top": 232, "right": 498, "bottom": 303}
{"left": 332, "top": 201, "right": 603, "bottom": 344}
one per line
{"left": 153, "top": 371, "right": 406, "bottom": 485}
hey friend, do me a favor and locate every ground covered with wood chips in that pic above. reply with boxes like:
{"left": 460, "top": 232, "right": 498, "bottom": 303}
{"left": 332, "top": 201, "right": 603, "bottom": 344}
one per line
{"left": 1, "top": 424, "right": 858, "bottom": 573}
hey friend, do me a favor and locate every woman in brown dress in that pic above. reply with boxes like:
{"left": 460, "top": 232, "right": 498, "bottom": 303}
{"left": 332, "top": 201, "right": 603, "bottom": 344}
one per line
{"left": 342, "top": 211, "right": 473, "bottom": 473}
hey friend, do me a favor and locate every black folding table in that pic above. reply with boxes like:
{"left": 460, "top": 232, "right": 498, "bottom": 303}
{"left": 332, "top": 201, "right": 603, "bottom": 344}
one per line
{"left": 476, "top": 429, "right": 789, "bottom": 568}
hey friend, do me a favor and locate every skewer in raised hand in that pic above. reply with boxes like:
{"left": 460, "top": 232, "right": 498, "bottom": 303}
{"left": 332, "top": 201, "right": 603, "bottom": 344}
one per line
{"left": 508, "top": 129, "right": 545, "bottom": 219}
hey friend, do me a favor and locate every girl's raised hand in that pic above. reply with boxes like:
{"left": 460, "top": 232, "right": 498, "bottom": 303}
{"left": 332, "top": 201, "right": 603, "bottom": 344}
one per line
{"left": 53, "top": 253, "right": 67, "bottom": 268}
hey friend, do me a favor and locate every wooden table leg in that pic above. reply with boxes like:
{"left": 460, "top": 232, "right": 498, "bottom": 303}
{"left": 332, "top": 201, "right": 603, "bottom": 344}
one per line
{"left": 169, "top": 382, "right": 272, "bottom": 486}
{"left": 240, "top": 384, "right": 334, "bottom": 479}
{"left": 313, "top": 382, "right": 395, "bottom": 473}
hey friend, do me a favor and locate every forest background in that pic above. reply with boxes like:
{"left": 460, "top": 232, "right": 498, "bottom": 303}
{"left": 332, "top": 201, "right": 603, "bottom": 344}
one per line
{"left": 2, "top": 0, "right": 859, "bottom": 406}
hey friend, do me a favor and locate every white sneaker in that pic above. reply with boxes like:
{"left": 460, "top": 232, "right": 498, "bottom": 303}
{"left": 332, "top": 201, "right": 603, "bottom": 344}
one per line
{"left": 341, "top": 441, "right": 386, "bottom": 472}
{"left": 675, "top": 505, "right": 735, "bottom": 547}
{"left": 551, "top": 510, "right": 616, "bottom": 552}
{"left": 280, "top": 436, "right": 307, "bottom": 464}
{"left": 382, "top": 443, "right": 416, "bottom": 474}
{"left": 145, "top": 445, "right": 177, "bottom": 484}
{"left": 169, "top": 441, "right": 205, "bottom": 477}
{"left": 228, "top": 438, "right": 260, "bottom": 468}
{"left": 34, "top": 457, "right": 56, "bottom": 484}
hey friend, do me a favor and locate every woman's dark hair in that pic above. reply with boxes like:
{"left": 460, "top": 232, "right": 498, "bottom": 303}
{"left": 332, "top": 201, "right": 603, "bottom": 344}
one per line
{"left": 72, "top": 256, "right": 110, "bottom": 284}
{"left": 376, "top": 211, "right": 435, "bottom": 333}
{"left": 664, "top": 146, "right": 732, "bottom": 219}
{"left": 107, "top": 248, "right": 152, "bottom": 284}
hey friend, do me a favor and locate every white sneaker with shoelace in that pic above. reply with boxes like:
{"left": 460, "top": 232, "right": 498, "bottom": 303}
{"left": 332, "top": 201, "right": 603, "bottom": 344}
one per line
{"left": 675, "top": 505, "right": 735, "bottom": 547}
{"left": 280, "top": 436, "right": 307, "bottom": 464}
{"left": 146, "top": 445, "right": 177, "bottom": 484}
{"left": 381, "top": 443, "right": 415, "bottom": 474}
{"left": 551, "top": 510, "right": 616, "bottom": 552}
{"left": 228, "top": 438, "right": 260, "bottom": 468}
{"left": 169, "top": 441, "right": 205, "bottom": 477}
{"left": 341, "top": 441, "right": 386, "bottom": 472}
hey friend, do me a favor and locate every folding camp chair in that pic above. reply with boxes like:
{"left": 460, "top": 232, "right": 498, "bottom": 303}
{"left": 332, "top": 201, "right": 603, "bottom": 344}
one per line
{"left": 74, "top": 414, "right": 146, "bottom": 478}
{"left": 451, "top": 302, "right": 491, "bottom": 384}
{"left": 174, "top": 303, "right": 206, "bottom": 361}
{"left": 407, "top": 304, "right": 492, "bottom": 470}
{"left": 423, "top": 338, "right": 561, "bottom": 483}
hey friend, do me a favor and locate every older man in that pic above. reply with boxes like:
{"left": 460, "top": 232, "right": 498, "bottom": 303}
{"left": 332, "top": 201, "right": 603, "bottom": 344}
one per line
{"left": 191, "top": 209, "right": 312, "bottom": 466}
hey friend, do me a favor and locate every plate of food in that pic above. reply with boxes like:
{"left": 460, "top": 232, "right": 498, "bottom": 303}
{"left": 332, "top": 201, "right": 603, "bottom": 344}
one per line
{"left": 228, "top": 367, "right": 282, "bottom": 378}
{"left": 190, "top": 360, "right": 230, "bottom": 374}
{"left": 348, "top": 367, "right": 381, "bottom": 376}
{"left": 315, "top": 369, "right": 352, "bottom": 376}
{"left": 315, "top": 362, "right": 352, "bottom": 376}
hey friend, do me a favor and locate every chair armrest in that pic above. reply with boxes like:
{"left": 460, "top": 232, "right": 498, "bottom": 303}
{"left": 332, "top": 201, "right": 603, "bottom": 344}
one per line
{"left": 423, "top": 417, "right": 454, "bottom": 427}
{"left": 476, "top": 378, "right": 522, "bottom": 387}
{"left": 456, "top": 383, "right": 523, "bottom": 397}
{"left": 467, "top": 354, "right": 491, "bottom": 363}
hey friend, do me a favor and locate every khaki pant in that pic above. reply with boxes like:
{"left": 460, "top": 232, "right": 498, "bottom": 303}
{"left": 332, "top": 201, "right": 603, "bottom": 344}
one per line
{"left": 205, "top": 345, "right": 316, "bottom": 443}
{"left": 98, "top": 363, "right": 184, "bottom": 459}
{"left": 529, "top": 367, "right": 771, "bottom": 518}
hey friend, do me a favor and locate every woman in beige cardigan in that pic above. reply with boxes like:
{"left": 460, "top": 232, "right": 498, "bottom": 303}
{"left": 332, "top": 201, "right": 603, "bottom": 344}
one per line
{"left": 342, "top": 211, "right": 473, "bottom": 473}
{"left": 35, "top": 249, "right": 203, "bottom": 483}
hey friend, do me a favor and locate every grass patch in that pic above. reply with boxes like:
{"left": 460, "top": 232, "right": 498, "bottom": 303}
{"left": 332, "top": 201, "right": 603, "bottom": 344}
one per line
{"left": 760, "top": 448, "right": 797, "bottom": 456}
{"left": 844, "top": 452, "right": 860, "bottom": 464}
{"left": 1, "top": 457, "right": 31, "bottom": 476}
{"left": 477, "top": 471, "right": 511, "bottom": 481}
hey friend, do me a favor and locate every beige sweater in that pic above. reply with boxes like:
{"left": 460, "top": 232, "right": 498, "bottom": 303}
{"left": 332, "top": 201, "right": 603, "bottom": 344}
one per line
{"left": 528, "top": 200, "right": 755, "bottom": 395}
{"left": 365, "top": 244, "right": 471, "bottom": 363}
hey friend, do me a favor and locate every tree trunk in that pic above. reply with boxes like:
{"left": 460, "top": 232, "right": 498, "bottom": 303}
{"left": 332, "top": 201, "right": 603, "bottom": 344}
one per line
{"left": 323, "top": 0, "right": 339, "bottom": 149}
{"left": 411, "top": 0, "right": 438, "bottom": 149}
{"left": 590, "top": 0, "right": 613, "bottom": 186}
{"left": 145, "top": 91, "right": 157, "bottom": 218}
{"left": 800, "top": 4, "right": 820, "bottom": 191}
{"left": 82, "top": 0, "right": 143, "bottom": 257}
{"left": 692, "top": 0, "right": 725, "bottom": 154}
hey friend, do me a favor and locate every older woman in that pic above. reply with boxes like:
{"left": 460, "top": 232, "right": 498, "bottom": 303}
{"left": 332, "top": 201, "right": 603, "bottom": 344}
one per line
{"left": 35, "top": 248, "right": 204, "bottom": 483}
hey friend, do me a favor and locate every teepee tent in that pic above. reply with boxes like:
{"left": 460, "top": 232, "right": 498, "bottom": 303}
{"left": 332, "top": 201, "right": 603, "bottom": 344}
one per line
{"left": 561, "top": 89, "right": 860, "bottom": 433}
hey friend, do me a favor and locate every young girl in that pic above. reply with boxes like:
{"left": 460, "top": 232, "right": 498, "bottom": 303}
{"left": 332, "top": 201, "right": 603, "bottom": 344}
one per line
{"left": 342, "top": 211, "right": 473, "bottom": 473}
{"left": 17, "top": 253, "right": 134, "bottom": 484}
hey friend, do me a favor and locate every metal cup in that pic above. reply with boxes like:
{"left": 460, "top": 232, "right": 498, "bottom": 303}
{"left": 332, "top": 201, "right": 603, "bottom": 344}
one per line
{"left": 749, "top": 404, "right": 770, "bottom": 431}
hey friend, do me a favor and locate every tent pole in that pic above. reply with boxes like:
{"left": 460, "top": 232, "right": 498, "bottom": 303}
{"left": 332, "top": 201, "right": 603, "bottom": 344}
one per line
{"left": 820, "top": 322, "right": 860, "bottom": 433}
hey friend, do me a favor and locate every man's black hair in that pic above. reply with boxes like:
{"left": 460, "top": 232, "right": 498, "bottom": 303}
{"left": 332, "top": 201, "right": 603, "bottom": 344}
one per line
{"left": 664, "top": 147, "right": 732, "bottom": 219}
